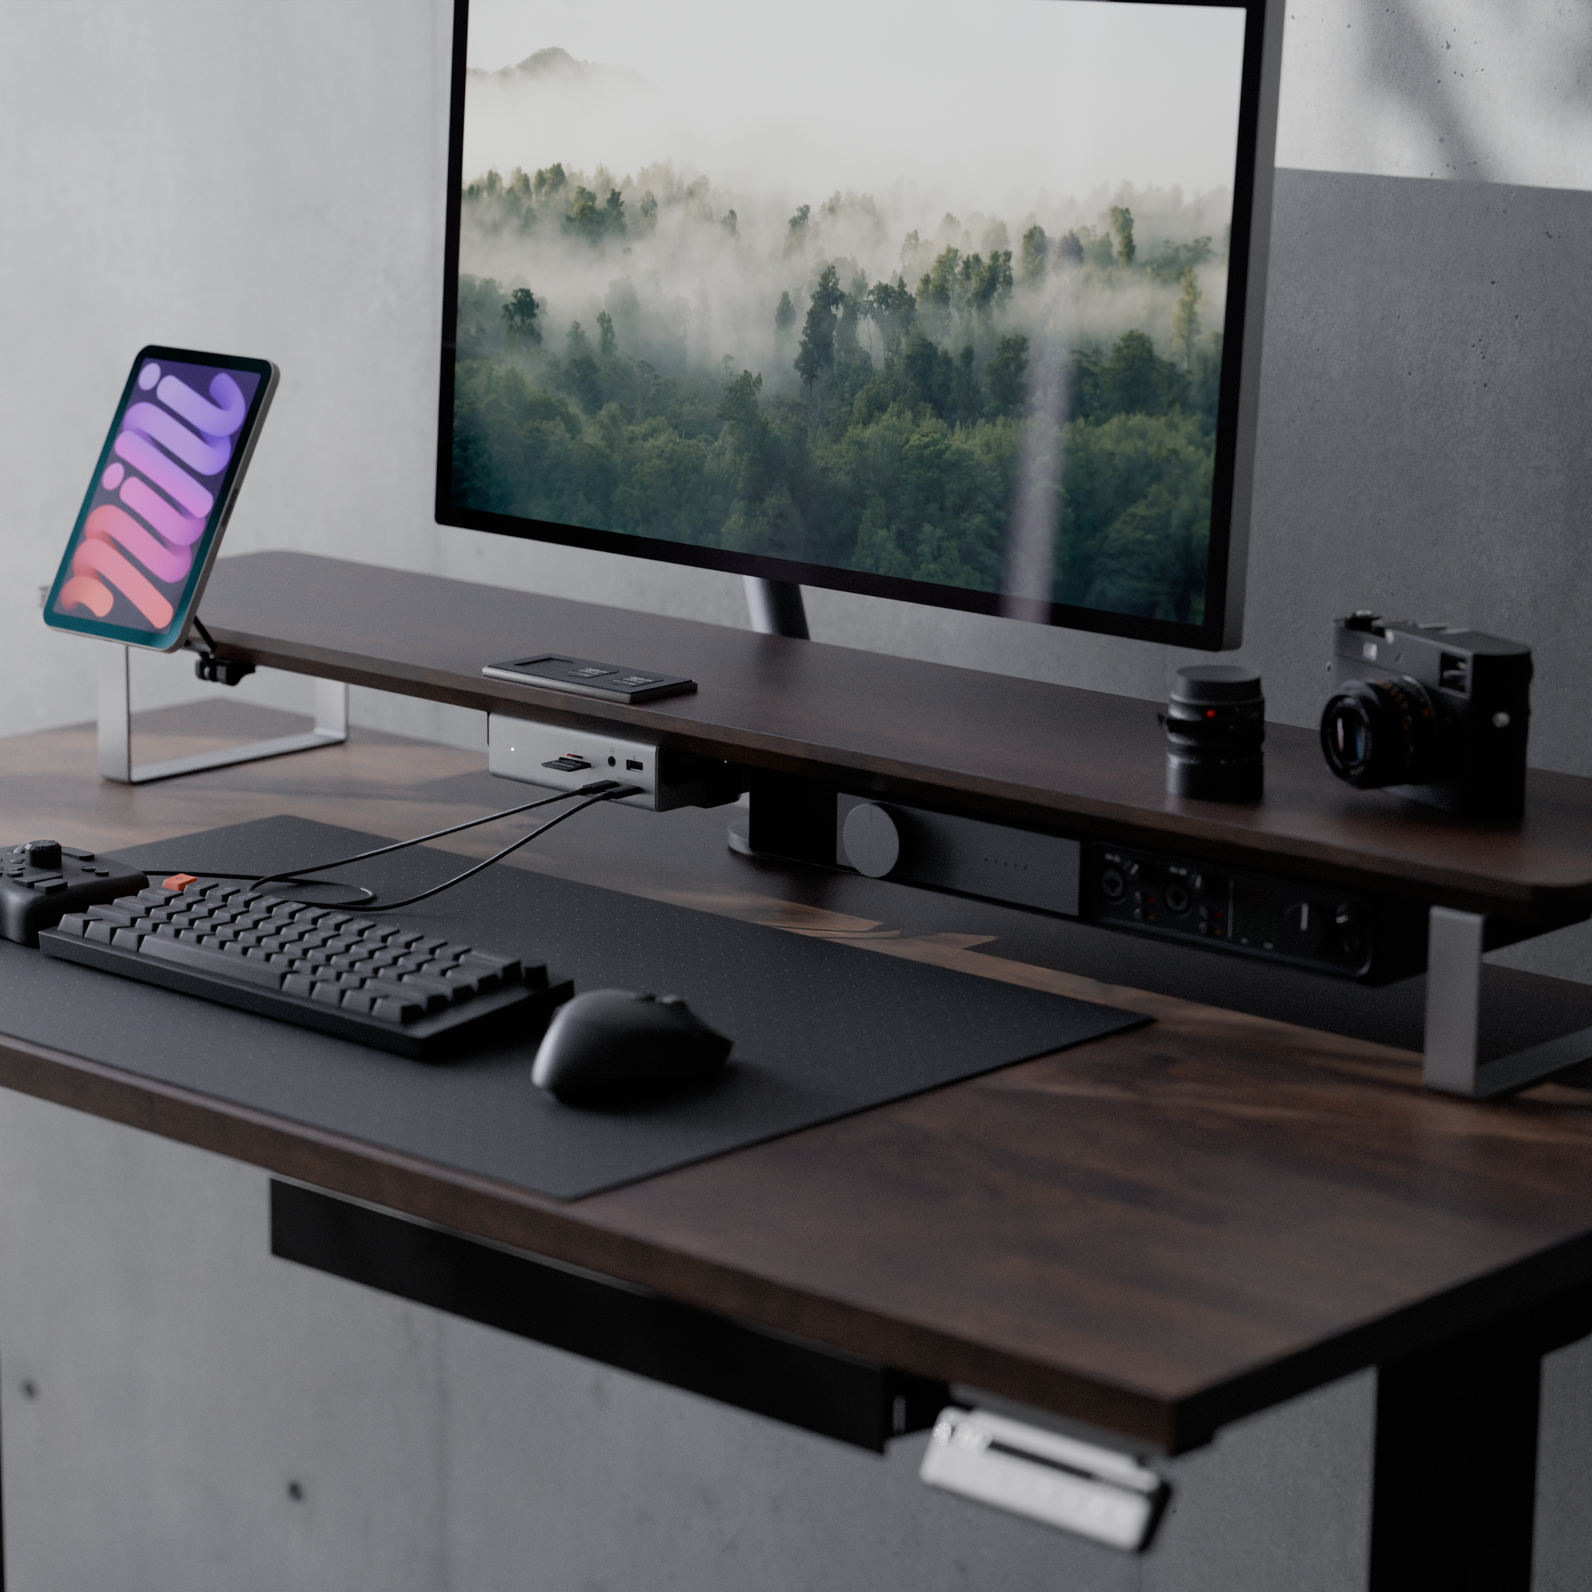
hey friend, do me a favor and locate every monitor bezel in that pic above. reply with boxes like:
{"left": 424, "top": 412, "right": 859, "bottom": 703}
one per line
{"left": 436, "top": 0, "right": 1280, "bottom": 652}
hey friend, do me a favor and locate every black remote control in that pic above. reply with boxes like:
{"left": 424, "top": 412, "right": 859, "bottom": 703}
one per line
{"left": 0, "top": 841, "right": 149, "bottom": 947}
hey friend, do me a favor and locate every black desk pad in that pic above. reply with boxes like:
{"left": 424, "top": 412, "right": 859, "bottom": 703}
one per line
{"left": 0, "top": 816, "right": 1144, "bottom": 1199}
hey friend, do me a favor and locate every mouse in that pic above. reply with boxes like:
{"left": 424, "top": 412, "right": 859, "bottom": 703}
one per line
{"left": 532, "top": 989, "right": 733, "bottom": 1107}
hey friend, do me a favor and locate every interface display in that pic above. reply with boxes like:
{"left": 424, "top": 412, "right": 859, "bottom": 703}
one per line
{"left": 441, "top": 0, "right": 1262, "bottom": 643}
{"left": 45, "top": 347, "right": 276, "bottom": 651}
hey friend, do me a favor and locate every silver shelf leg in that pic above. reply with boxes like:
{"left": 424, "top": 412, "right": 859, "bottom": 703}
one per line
{"left": 98, "top": 644, "right": 348, "bottom": 785}
{"left": 1424, "top": 904, "right": 1592, "bottom": 1098}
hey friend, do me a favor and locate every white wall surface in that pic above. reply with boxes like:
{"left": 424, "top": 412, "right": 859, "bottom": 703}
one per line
{"left": 3, "top": 0, "right": 1591, "bottom": 743}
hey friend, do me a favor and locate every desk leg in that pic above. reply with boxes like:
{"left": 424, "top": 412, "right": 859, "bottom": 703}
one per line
{"left": 1370, "top": 1282, "right": 1592, "bottom": 1591}
{"left": 1370, "top": 1321, "right": 1542, "bottom": 1591}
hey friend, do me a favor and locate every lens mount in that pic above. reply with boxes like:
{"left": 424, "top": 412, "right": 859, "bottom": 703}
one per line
{"left": 1320, "top": 676, "right": 1438, "bottom": 788}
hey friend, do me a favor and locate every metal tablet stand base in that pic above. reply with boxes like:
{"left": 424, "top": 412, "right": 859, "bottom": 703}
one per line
{"left": 1425, "top": 905, "right": 1592, "bottom": 1098}
{"left": 729, "top": 577, "right": 808, "bottom": 854}
{"left": 98, "top": 641, "right": 347, "bottom": 785}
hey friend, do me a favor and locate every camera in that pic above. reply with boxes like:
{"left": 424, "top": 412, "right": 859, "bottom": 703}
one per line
{"left": 1320, "top": 613, "right": 1531, "bottom": 820}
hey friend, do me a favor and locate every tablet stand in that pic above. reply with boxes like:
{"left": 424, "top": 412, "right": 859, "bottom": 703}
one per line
{"left": 97, "top": 641, "right": 347, "bottom": 785}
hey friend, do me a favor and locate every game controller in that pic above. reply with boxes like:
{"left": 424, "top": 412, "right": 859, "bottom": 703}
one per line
{"left": 0, "top": 840, "right": 149, "bottom": 947}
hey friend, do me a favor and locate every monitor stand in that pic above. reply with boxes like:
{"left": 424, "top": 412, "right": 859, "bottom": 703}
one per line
{"left": 728, "top": 578, "right": 808, "bottom": 854}
{"left": 743, "top": 576, "right": 809, "bottom": 640}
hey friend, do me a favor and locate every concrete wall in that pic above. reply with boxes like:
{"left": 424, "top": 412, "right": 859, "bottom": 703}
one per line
{"left": 2, "top": 2, "right": 1591, "bottom": 1587}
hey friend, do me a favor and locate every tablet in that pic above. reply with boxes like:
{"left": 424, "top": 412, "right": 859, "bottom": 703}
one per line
{"left": 43, "top": 345, "right": 278, "bottom": 652}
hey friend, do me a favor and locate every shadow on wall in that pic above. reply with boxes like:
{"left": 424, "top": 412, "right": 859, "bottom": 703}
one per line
{"left": 1279, "top": 0, "right": 1592, "bottom": 189}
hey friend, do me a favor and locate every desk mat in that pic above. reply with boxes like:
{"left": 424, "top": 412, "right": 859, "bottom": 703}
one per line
{"left": 0, "top": 815, "right": 1144, "bottom": 1199}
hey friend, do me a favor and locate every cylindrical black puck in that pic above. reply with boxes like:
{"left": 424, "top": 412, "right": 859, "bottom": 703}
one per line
{"left": 1165, "top": 665, "right": 1265, "bottom": 802}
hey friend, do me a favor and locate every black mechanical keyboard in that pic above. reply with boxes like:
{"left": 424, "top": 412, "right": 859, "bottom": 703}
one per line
{"left": 39, "top": 875, "right": 571, "bottom": 1058}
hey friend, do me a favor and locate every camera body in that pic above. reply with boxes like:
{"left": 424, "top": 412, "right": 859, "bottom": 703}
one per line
{"left": 1322, "top": 614, "right": 1532, "bottom": 820}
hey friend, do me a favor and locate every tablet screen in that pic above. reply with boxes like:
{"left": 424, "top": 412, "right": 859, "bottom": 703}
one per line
{"left": 44, "top": 346, "right": 276, "bottom": 651}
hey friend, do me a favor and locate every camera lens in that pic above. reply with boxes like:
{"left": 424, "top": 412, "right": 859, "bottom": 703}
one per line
{"left": 1320, "top": 677, "right": 1438, "bottom": 788}
{"left": 1164, "top": 666, "right": 1264, "bottom": 802}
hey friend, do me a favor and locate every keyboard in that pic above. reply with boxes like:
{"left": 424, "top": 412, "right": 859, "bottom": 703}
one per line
{"left": 38, "top": 875, "right": 571, "bottom": 1058}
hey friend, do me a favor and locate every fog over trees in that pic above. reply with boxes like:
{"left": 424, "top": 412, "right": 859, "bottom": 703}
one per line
{"left": 451, "top": 148, "right": 1231, "bottom": 624}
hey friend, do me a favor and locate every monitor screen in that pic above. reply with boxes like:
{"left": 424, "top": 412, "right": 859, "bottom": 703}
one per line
{"left": 438, "top": 0, "right": 1278, "bottom": 649}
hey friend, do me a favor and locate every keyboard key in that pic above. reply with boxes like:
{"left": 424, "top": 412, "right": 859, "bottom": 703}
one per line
{"left": 401, "top": 971, "right": 463, "bottom": 1005}
{"left": 38, "top": 888, "right": 552, "bottom": 1057}
{"left": 140, "top": 933, "right": 283, "bottom": 989}
{"left": 372, "top": 996, "right": 424, "bottom": 1024}
{"left": 373, "top": 976, "right": 442, "bottom": 1014}
{"left": 464, "top": 951, "right": 520, "bottom": 975}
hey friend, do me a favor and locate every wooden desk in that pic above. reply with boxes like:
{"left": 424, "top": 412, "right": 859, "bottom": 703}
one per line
{"left": 4, "top": 705, "right": 1592, "bottom": 1588}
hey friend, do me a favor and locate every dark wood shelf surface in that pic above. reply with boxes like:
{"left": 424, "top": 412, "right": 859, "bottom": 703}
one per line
{"left": 196, "top": 552, "right": 1592, "bottom": 921}
{"left": 5, "top": 707, "right": 1592, "bottom": 1454}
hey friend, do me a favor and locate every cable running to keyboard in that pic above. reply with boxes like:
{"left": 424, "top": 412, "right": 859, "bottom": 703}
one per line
{"left": 136, "top": 779, "right": 640, "bottom": 909}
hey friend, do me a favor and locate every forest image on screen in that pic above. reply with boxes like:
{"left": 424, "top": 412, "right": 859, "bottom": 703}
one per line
{"left": 453, "top": 0, "right": 1247, "bottom": 626}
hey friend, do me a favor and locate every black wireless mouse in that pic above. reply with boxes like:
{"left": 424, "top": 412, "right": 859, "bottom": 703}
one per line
{"left": 532, "top": 989, "right": 733, "bottom": 1107}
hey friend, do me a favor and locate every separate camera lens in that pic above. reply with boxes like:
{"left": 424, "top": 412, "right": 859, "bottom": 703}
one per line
{"left": 1320, "top": 677, "right": 1438, "bottom": 788}
{"left": 1164, "top": 665, "right": 1264, "bottom": 803}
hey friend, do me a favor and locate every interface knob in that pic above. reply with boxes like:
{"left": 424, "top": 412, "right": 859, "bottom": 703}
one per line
{"left": 842, "top": 803, "right": 901, "bottom": 879}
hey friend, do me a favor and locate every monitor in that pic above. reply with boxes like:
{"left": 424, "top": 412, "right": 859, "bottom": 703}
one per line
{"left": 437, "top": 0, "right": 1282, "bottom": 651}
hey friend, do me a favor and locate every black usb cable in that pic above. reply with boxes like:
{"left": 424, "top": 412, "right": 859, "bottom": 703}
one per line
{"left": 137, "top": 779, "right": 642, "bottom": 910}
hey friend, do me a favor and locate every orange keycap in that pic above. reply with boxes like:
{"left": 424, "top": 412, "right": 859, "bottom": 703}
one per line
{"left": 162, "top": 873, "right": 198, "bottom": 892}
